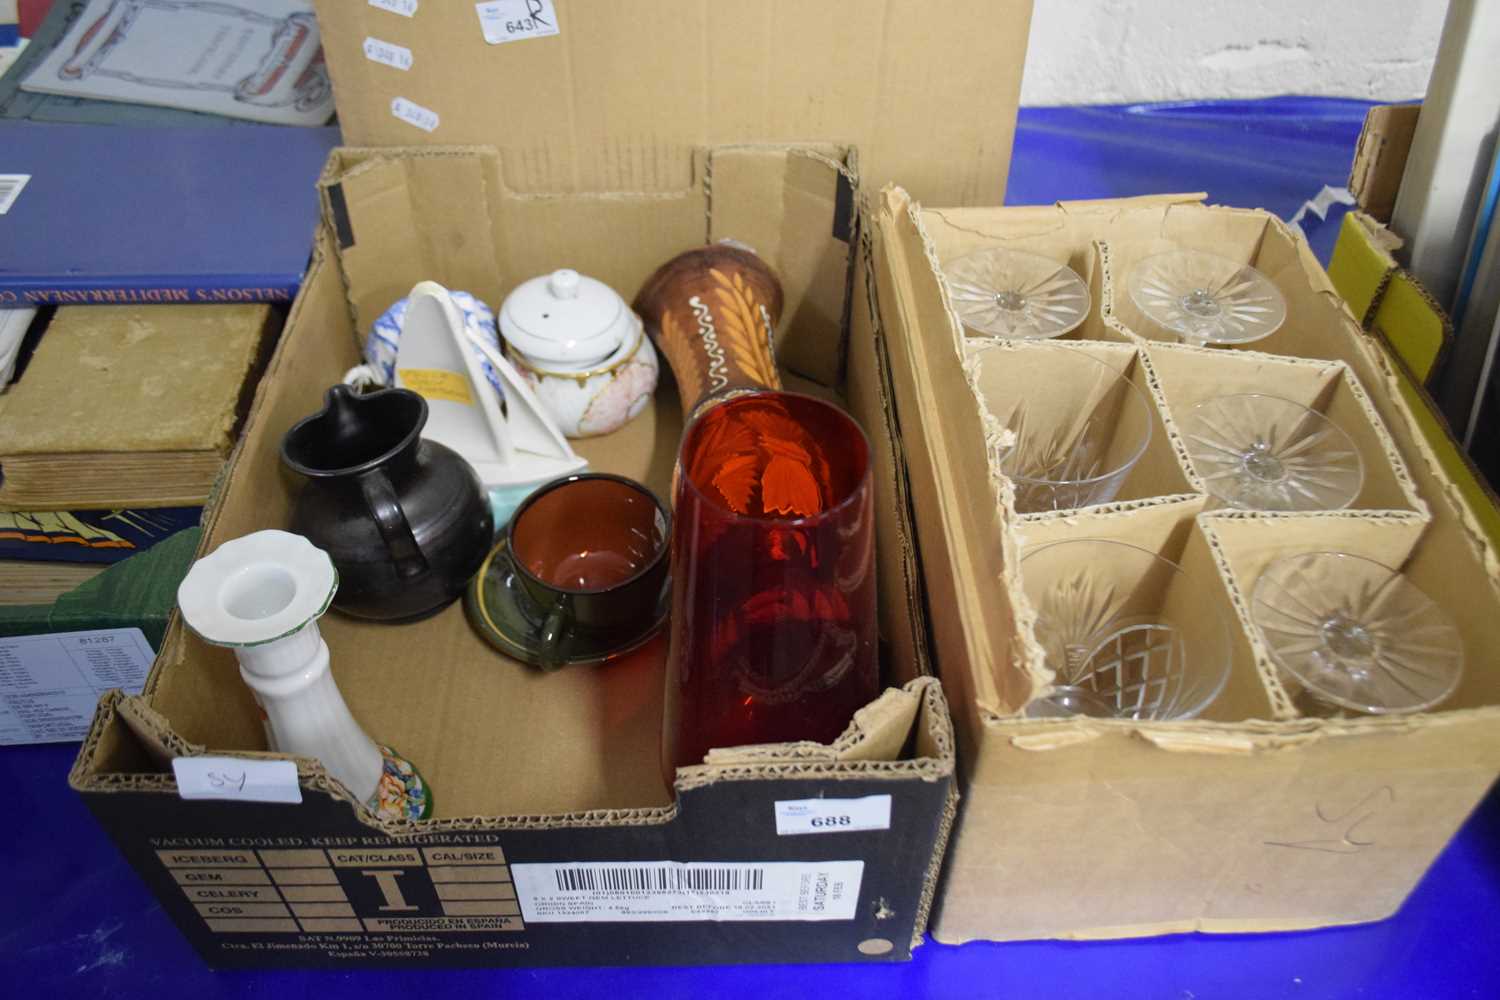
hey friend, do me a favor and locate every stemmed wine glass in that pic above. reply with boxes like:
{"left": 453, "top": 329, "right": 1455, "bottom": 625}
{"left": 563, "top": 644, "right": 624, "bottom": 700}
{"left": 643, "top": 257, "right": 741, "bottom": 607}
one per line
{"left": 1020, "top": 538, "right": 1232, "bottom": 720}
{"left": 971, "top": 345, "right": 1153, "bottom": 513}
{"left": 1251, "top": 551, "right": 1463, "bottom": 716}
{"left": 1180, "top": 393, "right": 1364, "bottom": 511}
{"left": 1128, "top": 250, "right": 1286, "bottom": 346}
{"left": 944, "top": 247, "right": 1091, "bottom": 339}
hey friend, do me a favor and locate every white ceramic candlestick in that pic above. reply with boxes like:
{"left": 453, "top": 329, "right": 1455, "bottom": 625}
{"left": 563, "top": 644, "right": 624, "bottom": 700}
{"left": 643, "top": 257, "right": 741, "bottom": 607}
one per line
{"left": 177, "top": 530, "right": 430, "bottom": 821}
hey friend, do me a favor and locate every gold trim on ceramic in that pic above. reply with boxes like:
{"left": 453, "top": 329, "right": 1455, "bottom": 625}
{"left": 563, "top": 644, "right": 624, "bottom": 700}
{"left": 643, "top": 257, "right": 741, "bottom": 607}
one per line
{"left": 506, "top": 326, "right": 645, "bottom": 383}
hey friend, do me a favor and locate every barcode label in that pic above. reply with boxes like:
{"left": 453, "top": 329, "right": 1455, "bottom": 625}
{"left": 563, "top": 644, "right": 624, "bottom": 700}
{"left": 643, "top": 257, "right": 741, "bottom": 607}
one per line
{"left": 512, "top": 860, "right": 863, "bottom": 923}
{"left": 0, "top": 175, "right": 30, "bottom": 215}
{"left": 555, "top": 865, "right": 766, "bottom": 893}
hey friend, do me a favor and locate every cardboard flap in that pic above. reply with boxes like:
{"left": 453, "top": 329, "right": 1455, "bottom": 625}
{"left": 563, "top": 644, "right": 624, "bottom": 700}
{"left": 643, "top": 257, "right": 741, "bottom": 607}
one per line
{"left": 116, "top": 693, "right": 202, "bottom": 768}
{"left": 1349, "top": 104, "right": 1421, "bottom": 223}
{"left": 320, "top": 148, "right": 507, "bottom": 337}
{"left": 1328, "top": 211, "right": 1401, "bottom": 327}
{"left": 871, "top": 186, "right": 1029, "bottom": 715}
{"left": 312, "top": 0, "right": 1031, "bottom": 205}
{"left": 1056, "top": 192, "right": 1208, "bottom": 213}
{"left": 702, "top": 684, "right": 921, "bottom": 766}
{"left": 709, "top": 146, "right": 857, "bottom": 383}
{"left": 322, "top": 144, "right": 858, "bottom": 389}
{"left": 1373, "top": 272, "right": 1453, "bottom": 386}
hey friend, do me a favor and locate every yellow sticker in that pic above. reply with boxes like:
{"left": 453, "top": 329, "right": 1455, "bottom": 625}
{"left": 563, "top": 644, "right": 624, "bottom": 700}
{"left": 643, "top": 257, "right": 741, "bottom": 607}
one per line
{"left": 398, "top": 368, "right": 474, "bottom": 406}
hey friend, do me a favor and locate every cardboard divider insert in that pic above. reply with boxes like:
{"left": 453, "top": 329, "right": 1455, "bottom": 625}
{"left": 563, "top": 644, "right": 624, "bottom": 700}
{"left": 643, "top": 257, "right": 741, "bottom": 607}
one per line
{"left": 1144, "top": 343, "right": 1426, "bottom": 514}
{"left": 1100, "top": 218, "right": 1379, "bottom": 363}
{"left": 877, "top": 189, "right": 1500, "bottom": 944}
{"left": 1014, "top": 502, "right": 1273, "bottom": 723}
{"left": 1198, "top": 511, "right": 1436, "bottom": 718}
{"left": 965, "top": 338, "right": 1195, "bottom": 510}
{"left": 917, "top": 207, "right": 1123, "bottom": 348}
{"left": 1399, "top": 507, "right": 1500, "bottom": 712}
{"left": 921, "top": 199, "right": 1416, "bottom": 371}
{"left": 895, "top": 191, "right": 1500, "bottom": 728}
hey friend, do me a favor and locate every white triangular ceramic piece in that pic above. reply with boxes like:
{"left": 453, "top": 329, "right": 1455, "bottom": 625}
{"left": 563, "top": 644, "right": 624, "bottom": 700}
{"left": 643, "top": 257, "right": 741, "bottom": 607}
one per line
{"left": 396, "top": 281, "right": 585, "bottom": 488}
{"left": 461, "top": 324, "right": 580, "bottom": 465}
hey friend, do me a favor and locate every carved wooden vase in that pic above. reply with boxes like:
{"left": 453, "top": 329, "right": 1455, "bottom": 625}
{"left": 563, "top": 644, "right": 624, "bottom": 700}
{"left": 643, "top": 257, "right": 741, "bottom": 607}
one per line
{"left": 633, "top": 243, "right": 786, "bottom": 421}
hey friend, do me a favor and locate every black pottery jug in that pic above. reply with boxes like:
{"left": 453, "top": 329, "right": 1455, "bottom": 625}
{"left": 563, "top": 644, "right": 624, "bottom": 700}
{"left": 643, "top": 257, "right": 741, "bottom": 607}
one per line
{"left": 281, "top": 384, "right": 494, "bottom": 622}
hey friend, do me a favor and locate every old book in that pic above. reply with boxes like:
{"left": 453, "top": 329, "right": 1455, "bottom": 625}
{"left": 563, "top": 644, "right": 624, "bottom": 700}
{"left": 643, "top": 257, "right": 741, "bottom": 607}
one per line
{"left": 0, "top": 122, "right": 338, "bottom": 300}
{"left": 0, "top": 560, "right": 104, "bottom": 606}
{"left": 0, "top": 303, "right": 274, "bottom": 509}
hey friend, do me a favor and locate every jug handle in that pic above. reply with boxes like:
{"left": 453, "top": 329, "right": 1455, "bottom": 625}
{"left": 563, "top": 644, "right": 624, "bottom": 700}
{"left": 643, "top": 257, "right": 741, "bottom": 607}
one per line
{"left": 358, "top": 470, "right": 429, "bottom": 580}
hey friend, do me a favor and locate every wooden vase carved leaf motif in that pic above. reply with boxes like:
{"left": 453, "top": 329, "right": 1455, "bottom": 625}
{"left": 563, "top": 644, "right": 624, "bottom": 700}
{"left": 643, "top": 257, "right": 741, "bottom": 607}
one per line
{"left": 712, "top": 266, "right": 781, "bottom": 390}
{"left": 635, "top": 244, "right": 784, "bottom": 414}
{"left": 635, "top": 243, "right": 825, "bottom": 519}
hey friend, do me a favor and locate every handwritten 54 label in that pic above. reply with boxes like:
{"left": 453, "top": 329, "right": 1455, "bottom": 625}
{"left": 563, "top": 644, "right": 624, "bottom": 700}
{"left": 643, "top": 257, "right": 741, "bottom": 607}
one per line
{"left": 476, "top": 0, "right": 560, "bottom": 45}
{"left": 174, "top": 757, "right": 302, "bottom": 804}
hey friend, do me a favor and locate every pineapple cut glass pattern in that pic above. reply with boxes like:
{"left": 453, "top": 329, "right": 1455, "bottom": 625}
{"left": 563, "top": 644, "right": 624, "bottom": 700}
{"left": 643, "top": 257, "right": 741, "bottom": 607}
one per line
{"left": 974, "top": 345, "right": 1153, "bottom": 514}
{"left": 1021, "top": 539, "right": 1231, "bottom": 720}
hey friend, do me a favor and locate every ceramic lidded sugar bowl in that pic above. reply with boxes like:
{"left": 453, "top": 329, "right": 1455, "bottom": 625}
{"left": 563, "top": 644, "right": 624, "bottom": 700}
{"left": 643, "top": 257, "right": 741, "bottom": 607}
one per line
{"left": 498, "top": 269, "right": 659, "bottom": 438}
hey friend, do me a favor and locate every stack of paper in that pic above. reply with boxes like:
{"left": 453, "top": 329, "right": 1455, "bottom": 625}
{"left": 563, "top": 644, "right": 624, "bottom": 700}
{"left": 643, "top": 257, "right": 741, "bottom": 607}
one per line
{"left": 14, "top": 0, "right": 333, "bottom": 126}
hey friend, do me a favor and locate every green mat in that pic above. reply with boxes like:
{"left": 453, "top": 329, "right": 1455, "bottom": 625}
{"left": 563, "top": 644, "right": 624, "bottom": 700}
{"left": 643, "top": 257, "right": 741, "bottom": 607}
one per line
{"left": 0, "top": 526, "right": 201, "bottom": 652}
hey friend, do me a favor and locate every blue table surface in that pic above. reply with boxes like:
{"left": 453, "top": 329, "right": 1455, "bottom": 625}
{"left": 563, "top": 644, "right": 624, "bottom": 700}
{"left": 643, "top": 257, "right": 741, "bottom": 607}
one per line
{"left": 7, "top": 98, "right": 1498, "bottom": 999}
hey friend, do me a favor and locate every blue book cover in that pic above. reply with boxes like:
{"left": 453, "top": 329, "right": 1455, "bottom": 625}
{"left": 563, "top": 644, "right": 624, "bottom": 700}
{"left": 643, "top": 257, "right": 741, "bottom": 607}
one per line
{"left": 0, "top": 121, "right": 340, "bottom": 304}
{"left": 0, "top": 506, "right": 199, "bottom": 564}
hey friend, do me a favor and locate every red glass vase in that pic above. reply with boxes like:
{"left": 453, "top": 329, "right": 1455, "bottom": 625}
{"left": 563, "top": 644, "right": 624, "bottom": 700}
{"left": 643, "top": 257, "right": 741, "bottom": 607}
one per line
{"left": 662, "top": 391, "right": 878, "bottom": 769}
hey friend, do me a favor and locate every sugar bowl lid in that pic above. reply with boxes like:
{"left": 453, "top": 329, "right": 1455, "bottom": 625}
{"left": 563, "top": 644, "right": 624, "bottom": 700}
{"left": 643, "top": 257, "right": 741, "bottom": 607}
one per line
{"left": 499, "top": 269, "right": 635, "bottom": 366}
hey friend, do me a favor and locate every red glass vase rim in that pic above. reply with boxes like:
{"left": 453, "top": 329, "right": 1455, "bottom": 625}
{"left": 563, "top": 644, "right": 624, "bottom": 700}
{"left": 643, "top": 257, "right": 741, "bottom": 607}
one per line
{"left": 507, "top": 472, "right": 671, "bottom": 597}
{"left": 677, "top": 390, "right": 873, "bottom": 526}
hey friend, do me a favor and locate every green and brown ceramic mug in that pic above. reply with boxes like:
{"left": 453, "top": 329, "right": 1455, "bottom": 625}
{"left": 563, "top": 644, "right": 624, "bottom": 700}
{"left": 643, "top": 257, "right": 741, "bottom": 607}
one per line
{"left": 506, "top": 473, "right": 670, "bottom": 670}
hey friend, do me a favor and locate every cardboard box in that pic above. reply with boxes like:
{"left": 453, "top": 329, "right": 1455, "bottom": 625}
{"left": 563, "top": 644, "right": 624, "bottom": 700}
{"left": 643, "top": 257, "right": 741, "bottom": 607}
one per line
{"left": 1348, "top": 103, "right": 1420, "bottom": 226}
{"left": 1327, "top": 216, "right": 1500, "bottom": 561}
{"left": 67, "top": 145, "right": 959, "bottom": 969}
{"left": 867, "top": 188, "right": 1500, "bottom": 942}
{"left": 65, "top": 0, "right": 1051, "bottom": 965}
{"left": 313, "top": 0, "right": 1034, "bottom": 207}
{"left": 1333, "top": 109, "right": 1500, "bottom": 558}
